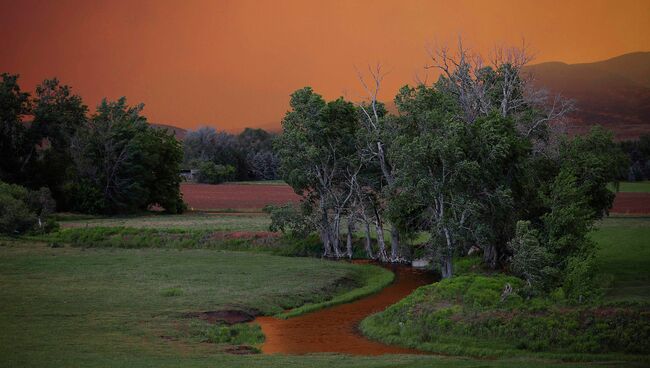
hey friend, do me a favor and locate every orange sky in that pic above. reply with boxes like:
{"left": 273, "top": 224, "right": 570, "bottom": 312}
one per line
{"left": 1, "top": 0, "right": 649, "bottom": 132}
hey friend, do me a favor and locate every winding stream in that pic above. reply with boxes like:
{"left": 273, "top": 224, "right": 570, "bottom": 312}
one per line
{"left": 256, "top": 263, "right": 436, "bottom": 355}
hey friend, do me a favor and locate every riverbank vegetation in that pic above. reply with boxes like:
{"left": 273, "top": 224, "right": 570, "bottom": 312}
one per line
{"left": 361, "top": 216, "right": 649, "bottom": 362}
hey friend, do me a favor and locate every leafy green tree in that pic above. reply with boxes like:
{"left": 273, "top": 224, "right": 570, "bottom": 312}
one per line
{"left": 0, "top": 181, "right": 35, "bottom": 234}
{"left": 619, "top": 134, "right": 650, "bottom": 181}
{"left": 507, "top": 220, "right": 555, "bottom": 289}
{"left": 557, "top": 127, "right": 627, "bottom": 217}
{"left": 70, "top": 98, "right": 184, "bottom": 214}
{"left": 196, "top": 160, "right": 236, "bottom": 184}
{"left": 390, "top": 86, "right": 481, "bottom": 277}
{"left": 0, "top": 181, "right": 57, "bottom": 235}
{"left": 275, "top": 88, "right": 360, "bottom": 257}
{"left": 137, "top": 125, "right": 186, "bottom": 213}
{"left": 0, "top": 73, "right": 32, "bottom": 183}
{"left": 24, "top": 79, "right": 88, "bottom": 209}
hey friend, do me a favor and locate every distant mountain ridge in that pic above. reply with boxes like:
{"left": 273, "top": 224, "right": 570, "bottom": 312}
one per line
{"left": 524, "top": 52, "right": 650, "bottom": 140}
{"left": 153, "top": 52, "right": 650, "bottom": 141}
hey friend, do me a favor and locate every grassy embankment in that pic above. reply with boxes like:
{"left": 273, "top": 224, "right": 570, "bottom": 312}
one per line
{"left": 360, "top": 216, "right": 650, "bottom": 364}
{"left": 1, "top": 212, "right": 629, "bottom": 368}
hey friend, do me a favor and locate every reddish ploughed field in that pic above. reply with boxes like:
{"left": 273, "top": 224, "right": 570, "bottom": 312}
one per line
{"left": 181, "top": 183, "right": 299, "bottom": 211}
{"left": 611, "top": 193, "right": 650, "bottom": 214}
{"left": 182, "top": 183, "right": 649, "bottom": 214}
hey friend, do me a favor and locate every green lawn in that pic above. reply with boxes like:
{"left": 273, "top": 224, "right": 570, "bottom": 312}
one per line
{"left": 592, "top": 217, "right": 650, "bottom": 303}
{"left": 0, "top": 241, "right": 386, "bottom": 367}
{"left": 609, "top": 181, "right": 650, "bottom": 193}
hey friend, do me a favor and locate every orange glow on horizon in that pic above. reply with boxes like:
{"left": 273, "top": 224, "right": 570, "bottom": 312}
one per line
{"left": 1, "top": 0, "right": 649, "bottom": 132}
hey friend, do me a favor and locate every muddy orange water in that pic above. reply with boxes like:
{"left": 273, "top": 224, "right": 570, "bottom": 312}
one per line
{"left": 256, "top": 263, "right": 437, "bottom": 355}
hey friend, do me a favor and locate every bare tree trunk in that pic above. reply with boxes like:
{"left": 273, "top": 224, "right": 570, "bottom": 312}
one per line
{"left": 390, "top": 227, "right": 400, "bottom": 262}
{"left": 375, "top": 220, "right": 387, "bottom": 261}
{"left": 483, "top": 244, "right": 497, "bottom": 269}
{"left": 372, "top": 205, "right": 389, "bottom": 262}
{"left": 320, "top": 200, "right": 333, "bottom": 256}
{"left": 364, "top": 221, "right": 374, "bottom": 259}
{"left": 442, "top": 227, "right": 454, "bottom": 278}
{"left": 441, "top": 255, "right": 453, "bottom": 279}
{"left": 320, "top": 228, "right": 332, "bottom": 256}
{"left": 331, "top": 214, "right": 342, "bottom": 258}
{"left": 346, "top": 217, "right": 354, "bottom": 259}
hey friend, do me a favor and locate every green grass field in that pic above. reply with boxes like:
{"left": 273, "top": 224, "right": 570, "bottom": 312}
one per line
{"left": 1, "top": 214, "right": 647, "bottom": 367}
{"left": 609, "top": 181, "right": 650, "bottom": 193}
{"left": 58, "top": 212, "right": 271, "bottom": 231}
{"left": 592, "top": 217, "right": 650, "bottom": 303}
{"left": 0, "top": 241, "right": 394, "bottom": 367}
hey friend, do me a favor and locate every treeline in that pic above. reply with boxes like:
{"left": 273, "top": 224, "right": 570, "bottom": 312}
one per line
{"left": 182, "top": 126, "right": 279, "bottom": 183}
{"left": 0, "top": 73, "right": 185, "bottom": 222}
{"left": 619, "top": 134, "right": 650, "bottom": 181}
{"left": 273, "top": 45, "right": 626, "bottom": 302}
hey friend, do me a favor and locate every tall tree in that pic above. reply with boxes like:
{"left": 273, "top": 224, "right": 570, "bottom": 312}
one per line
{"left": 0, "top": 73, "right": 32, "bottom": 183}
{"left": 356, "top": 65, "right": 404, "bottom": 262}
{"left": 25, "top": 78, "right": 88, "bottom": 209}
{"left": 70, "top": 97, "right": 184, "bottom": 214}
{"left": 276, "top": 88, "right": 360, "bottom": 257}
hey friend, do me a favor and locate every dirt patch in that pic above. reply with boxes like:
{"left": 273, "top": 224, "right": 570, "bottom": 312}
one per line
{"left": 187, "top": 310, "right": 256, "bottom": 325}
{"left": 181, "top": 183, "right": 299, "bottom": 211}
{"left": 611, "top": 193, "right": 650, "bottom": 214}
{"left": 223, "top": 345, "right": 259, "bottom": 355}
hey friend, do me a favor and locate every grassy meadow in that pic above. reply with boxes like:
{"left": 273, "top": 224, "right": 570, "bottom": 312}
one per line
{"left": 0, "top": 212, "right": 648, "bottom": 367}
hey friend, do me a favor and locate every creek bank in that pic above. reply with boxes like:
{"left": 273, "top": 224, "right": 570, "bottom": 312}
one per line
{"left": 256, "top": 263, "right": 437, "bottom": 355}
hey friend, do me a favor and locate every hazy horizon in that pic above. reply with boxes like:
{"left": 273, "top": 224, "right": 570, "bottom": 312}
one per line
{"left": 1, "top": 0, "right": 649, "bottom": 132}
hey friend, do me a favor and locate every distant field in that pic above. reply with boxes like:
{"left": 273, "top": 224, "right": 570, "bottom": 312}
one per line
{"left": 611, "top": 193, "right": 650, "bottom": 214}
{"left": 610, "top": 181, "right": 650, "bottom": 193}
{"left": 59, "top": 212, "right": 271, "bottom": 232}
{"left": 592, "top": 216, "right": 650, "bottom": 303}
{"left": 181, "top": 183, "right": 299, "bottom": 211}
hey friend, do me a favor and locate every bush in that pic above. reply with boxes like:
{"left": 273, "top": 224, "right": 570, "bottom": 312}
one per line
{"left": 0, "top": 181, "right": 57, "bottom": 235}
{"left": 263, "top": 203, "right": 314, "bottom": 237}
{"left": 190, "top": 320, "right": 264, "bottom": 347}
{"left": 196, "top": 161, "right": 236, "bottom": 184}
{"left": 563, "top": 255, "right": 601, "bottom": 303}
{"left": 507, "top": 221, "right": 556, "bottom": 291}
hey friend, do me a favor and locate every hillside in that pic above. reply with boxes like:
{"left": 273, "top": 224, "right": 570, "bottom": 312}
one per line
{"left": 525, "top": 52, "right": 650, "bottom": 140}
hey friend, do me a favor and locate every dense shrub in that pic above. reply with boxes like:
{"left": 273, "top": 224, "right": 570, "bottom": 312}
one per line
{"left": 264, "top": 203, "right": 314, "bottom": 237}
{"left": 0, "top": 181, "right": 57, "bottom": 235}
{"left": 195, "top": 160, "right": 236, "bottom": 184}
{"left": 507, "top": 221, "right": 556, "bottom": 290}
